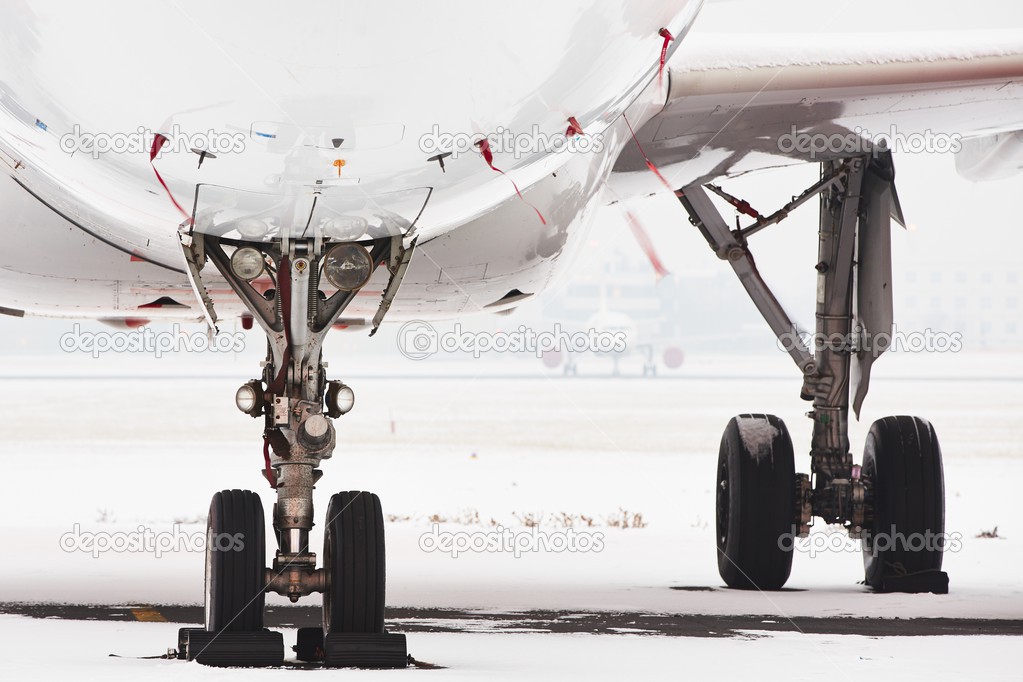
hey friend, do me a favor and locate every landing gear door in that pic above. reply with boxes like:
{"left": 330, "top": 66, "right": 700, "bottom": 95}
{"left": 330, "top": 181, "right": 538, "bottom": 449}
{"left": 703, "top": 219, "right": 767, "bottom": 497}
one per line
{"left": 851, "top": 165, "right": 896, "bottom": 419}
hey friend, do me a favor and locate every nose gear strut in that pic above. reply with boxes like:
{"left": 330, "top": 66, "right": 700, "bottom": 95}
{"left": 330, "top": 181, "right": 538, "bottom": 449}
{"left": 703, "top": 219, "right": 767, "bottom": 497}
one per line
{"left": 177, "top": 223, "right": 416, "bottom": 667}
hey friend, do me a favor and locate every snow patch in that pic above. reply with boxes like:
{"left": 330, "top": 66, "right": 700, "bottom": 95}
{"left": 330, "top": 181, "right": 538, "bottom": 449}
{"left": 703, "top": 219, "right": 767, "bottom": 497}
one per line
{"left": 735, "top": 417, "right": 779, "bottom": 463}
{"left": 677, "top": 30, "right": 1023, "bottom": 71}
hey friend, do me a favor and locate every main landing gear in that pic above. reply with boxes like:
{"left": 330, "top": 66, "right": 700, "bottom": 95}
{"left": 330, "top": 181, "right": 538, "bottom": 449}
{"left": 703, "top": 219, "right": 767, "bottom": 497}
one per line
{"left": 175, "top": 219, "right": 417, "bottom": 667}
{"left": 681, "top": 153, "right": 948, "bottom": 594}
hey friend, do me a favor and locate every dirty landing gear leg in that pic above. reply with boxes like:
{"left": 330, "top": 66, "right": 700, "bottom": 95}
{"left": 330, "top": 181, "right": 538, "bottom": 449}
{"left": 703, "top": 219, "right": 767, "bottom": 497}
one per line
{"left": 808, "top": 157, "right": 864, "bottom": 536}
{"left": 177, "top": 230, "right": 412, "bottom": 666}
{"left": 681, "top": 155, "right": 947, "bottom": 592}
{"left": 808, "top": 159, "right": 946, "bottom": 593}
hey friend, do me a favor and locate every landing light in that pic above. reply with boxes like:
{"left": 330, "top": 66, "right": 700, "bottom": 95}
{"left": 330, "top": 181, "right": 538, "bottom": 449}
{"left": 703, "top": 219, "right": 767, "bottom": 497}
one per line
{"left": 234, "top": 217, "right": 269, "bottom": 240}
{"left": 235, "top": 380, "right": 264, "bottom": 417}
{"left": 322, "top": 243, "right": 372, "bottom": 291}
{"left": 323, "top": 215, "right": 368, "bottom": 240}
{"left": 231, "top": 247, "right": 265, "bottom": 281}
{"left": 326, "top": 381, "right": 355, "bottom": 417}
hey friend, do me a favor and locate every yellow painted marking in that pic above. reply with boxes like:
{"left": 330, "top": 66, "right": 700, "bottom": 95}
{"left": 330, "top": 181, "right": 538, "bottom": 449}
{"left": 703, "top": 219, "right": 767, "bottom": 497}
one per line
{"left": 131, "top": 607, "right": 168, "bottom": 622}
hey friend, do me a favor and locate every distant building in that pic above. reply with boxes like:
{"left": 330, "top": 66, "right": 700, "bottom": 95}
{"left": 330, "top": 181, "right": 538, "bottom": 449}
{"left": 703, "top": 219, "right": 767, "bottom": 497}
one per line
{"left": 897, "top": 268, "right": 1022, "bottom": 350}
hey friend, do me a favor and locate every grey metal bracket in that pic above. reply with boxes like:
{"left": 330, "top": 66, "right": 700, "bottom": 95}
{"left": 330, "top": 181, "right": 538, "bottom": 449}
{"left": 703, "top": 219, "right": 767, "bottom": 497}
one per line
{"left": 178, "top": 229, "right": 218, "bottom": 334}
{"left": 370, "top": 236, "right": 418, "bottom": 336}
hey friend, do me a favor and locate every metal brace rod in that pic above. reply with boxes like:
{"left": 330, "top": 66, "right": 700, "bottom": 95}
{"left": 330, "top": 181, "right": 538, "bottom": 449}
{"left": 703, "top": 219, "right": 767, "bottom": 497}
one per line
{"left": 731, "top": 167, "right": 850, "bottom": 241}
{"left": 678, "top": 184, "right": 817, "bottom": 376}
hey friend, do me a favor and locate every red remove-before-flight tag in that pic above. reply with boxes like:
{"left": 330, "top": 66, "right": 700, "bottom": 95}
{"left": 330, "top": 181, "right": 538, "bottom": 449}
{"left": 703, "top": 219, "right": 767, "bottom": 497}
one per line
{"left": 658, "top": 28, "right": 675, "bottom": 85}
{"left": 622, "top": 114, "right": 673, "bottom": 192}
{"left": 475, "top": 138, "right": 547, "bottom": 225}
{"left": 149, "top": 133, "right": 193, "bottom": 225}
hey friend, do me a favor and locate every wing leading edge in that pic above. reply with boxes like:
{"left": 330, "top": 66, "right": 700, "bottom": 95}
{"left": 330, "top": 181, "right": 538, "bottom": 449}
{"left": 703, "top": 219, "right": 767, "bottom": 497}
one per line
{"left": 614, "top": 30, "right": 1023, "bottom": 188}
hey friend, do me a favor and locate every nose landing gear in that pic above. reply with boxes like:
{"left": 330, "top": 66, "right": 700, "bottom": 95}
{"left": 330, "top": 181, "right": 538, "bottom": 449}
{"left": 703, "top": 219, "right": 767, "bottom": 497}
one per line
{"left": 176, "top": 226, "right": 416, "bottom": 666}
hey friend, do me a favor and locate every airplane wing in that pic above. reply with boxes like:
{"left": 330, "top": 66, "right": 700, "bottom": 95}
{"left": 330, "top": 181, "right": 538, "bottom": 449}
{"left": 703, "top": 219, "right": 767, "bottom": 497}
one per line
{"left": 609, "top": 28, "right": 1023, "bottom": 418}
{"left": 614, "top": 30, "right": 1023, "bottom": 188}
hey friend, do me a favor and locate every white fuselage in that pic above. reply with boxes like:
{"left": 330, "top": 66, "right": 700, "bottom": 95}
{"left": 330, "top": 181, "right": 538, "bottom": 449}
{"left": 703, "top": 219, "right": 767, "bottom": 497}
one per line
{"left": 0, "top": 1, "right": 703, "bottom": 324}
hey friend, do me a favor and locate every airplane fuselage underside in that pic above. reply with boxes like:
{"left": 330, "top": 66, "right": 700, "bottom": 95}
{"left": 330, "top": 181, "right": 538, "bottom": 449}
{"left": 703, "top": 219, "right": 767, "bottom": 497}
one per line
{"left": 0, "top": 0, "right": 702, "bottom": 323}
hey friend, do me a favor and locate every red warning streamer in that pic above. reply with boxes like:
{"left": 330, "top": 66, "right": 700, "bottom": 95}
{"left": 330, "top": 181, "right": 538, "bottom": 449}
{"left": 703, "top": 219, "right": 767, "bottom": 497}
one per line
{"left": 262, "top": 435, "right": 277, "bottom": 489}
{"left": 658, "top": 28, "right": 675, "bottom": 85}
{"left": 624, "top": 209, "right": 669, "bottom": 280}
{"left": 262, "top": 255, "right": 292, "bottom": 489}
{"left": 265, "top": 255, "right": 292, "bottom": 397}
{"left": 148, "top": 133, "right": 193, "bottom": 225}
{"left": 475, "top": 138, "right": 547, "bottom": 225}
{"left": 707, "top": 184, "right": 763, "bottom": 220}
{"left": 622, "top": 114, "right": 673, "bottom": 192}
{"left": 603, "top": 179, "right": 670, "bottom": 281}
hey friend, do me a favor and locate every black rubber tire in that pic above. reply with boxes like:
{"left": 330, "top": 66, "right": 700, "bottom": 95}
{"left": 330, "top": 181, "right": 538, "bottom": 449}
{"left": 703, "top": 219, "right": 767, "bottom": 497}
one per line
{"left": 862, "top": 416, "right": 945, "bottom": 589}
{"left": 323, "top": 491, "right": 386, "bottom": 634}
{"left": 204, "top": 489, "right": 266, "bottom": 632}
{"left": 716, "top": 414, "right": 796, "bottom": 590}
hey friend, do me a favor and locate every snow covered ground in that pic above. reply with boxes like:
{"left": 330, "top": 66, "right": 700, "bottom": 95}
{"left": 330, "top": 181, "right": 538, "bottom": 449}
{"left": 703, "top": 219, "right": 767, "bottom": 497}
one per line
{"left": 1, "top": 616, "right": 1020, "bottom": 681}
{"left": 0, "top": 350, "right": 1021, "bottom": 678}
